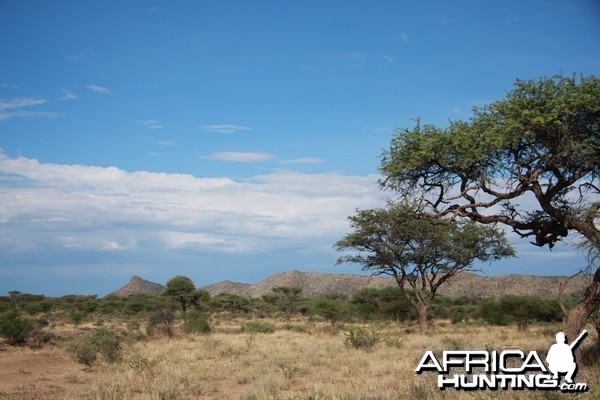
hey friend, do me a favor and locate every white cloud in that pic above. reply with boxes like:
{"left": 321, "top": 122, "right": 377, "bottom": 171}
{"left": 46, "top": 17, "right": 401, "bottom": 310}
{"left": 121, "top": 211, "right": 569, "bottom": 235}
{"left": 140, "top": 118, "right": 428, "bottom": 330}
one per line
{"left": 0, "top": 111, "right": 63, "bottom": 121}
{"left": 86, "top": 85, "right": 112, "bottom": 94}
{"left": 506, "top": 16, "right": 521, "bottom": 25}
{"left": 0, "top": 97, "right": 46, "bottom": 110}
{"left": 0, "top": 97, "right": 63, "bottom": 121}
{"left": 203, "top": 151, "right": 273, "bottom": 163}
{"left": 0, "top": 152, "right": 385, "bottom": 257}
{"left": 280, "top": 157, "right": 325, "bottom": 165}
{"left": 154, "top": 140, "right": 175, "bottom": 146}
{"left": 343, "top": 51, "right": 367, "bottom": 60}
{"left": 399, "top": 34, "right": 409, "bottom": 42}
{"left": 101, "top": 240, "right": 125, "bottom": 250}
{"left": 59, "top": 92, "right": 79, "bottom": 101}
{"left": 200, "top": 124, "right": 251, "bottom": 133}
{"left": 137, "top": 120, "right": 164, "bottom": 129}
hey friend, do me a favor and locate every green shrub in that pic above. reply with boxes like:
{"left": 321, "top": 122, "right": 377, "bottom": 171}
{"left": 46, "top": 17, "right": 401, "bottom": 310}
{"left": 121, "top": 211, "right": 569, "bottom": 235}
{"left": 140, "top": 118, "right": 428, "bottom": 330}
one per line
{"left": 184, "top": 310, "right": 211, "bottom": 334}
{"left": 70, "top": 311, "right": 84, "bottom": 325}
{"left": 81, "top": 301, "right": 100, "bottom": 313}
{"left": 284, "top": 324, "right": 308, "bottom": 333}
{"left": 67, "top": 329, "right": 121, "bottom": 366}
{"left": 310, "top": 297, "right": 347, "bottom": 329}
{"left": 90, "top": 329, "right": 121, "bottom": 363}
{"left": 68, "top": 339, "right": 97, "bottom": 366}
{"left": 0, "top": 309, "right": 33, "bottom": 344}
{"left": 343, "top": 327, "right": 380, "bottom": 351}
{"left": 147, "top": 308, "right": 175, "bottom": 337}
{"left": 241, "top": 321, "right": 276, "bottom": 334}
{"left": 383, "top": 336, "right": 405, "bottom": 349}
{"left": 23, "top": 302, "right": 43, "bottom": 316}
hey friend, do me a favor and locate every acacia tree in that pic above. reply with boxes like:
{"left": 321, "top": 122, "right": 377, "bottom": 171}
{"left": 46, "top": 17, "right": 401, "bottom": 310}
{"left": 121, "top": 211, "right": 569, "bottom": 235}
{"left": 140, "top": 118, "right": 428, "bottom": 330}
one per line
{"left": 336, "top": 203, "right": 514, "bottom": 333}
{"left": 272, "top": 287, "right": 303, "bottom": 322}
{"left": 162, "top": 276, "right": 208, "bottom": 313}
{"left": 379, "top": 74, "right": 599, "bottom": 340}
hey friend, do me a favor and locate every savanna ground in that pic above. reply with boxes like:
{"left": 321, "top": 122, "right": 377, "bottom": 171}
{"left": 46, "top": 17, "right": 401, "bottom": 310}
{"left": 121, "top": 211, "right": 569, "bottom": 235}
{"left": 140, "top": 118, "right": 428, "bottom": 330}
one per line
{"left": 0, "top": 317, "right": 598, "bottom": 400}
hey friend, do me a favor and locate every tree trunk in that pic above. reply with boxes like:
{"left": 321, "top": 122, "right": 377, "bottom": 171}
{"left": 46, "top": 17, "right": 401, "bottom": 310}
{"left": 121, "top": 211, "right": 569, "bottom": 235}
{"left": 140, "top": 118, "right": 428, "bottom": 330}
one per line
{"left": 418, "top": 305, "right": 429, "bottom": 333}
{"left": 563, "top": 268, "right": 600, "bottom": 355}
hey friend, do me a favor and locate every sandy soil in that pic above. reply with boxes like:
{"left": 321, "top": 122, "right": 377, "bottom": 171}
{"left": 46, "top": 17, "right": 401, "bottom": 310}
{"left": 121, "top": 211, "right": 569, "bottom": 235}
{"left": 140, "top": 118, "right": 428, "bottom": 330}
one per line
{"left": 0, "top": 353, "right": 85, "bottom": 399}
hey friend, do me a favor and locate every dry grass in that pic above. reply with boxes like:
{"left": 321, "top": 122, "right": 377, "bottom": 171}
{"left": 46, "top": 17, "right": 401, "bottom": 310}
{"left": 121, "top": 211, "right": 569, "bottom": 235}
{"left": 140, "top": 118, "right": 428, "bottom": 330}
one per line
{"left": 1, "top": 318, "right": 598, "bottom": 399}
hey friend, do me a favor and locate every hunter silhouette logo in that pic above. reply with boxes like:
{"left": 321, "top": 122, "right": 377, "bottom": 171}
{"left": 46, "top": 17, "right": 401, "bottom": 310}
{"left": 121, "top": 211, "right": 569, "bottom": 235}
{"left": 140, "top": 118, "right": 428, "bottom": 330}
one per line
{"left": 546, "top": 330, "right": 587, "bottom": 384}
{"left": 416, "top": 330, "right": 588, "bottom": 392}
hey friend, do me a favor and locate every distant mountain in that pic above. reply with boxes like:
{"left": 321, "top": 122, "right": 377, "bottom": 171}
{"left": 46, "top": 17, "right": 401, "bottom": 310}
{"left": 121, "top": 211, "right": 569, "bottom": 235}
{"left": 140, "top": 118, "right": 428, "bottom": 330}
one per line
{"left": 202, "top": 270, "right": 591, "bottom": 300}
{"left": 110, "top": 275, "right": 166, "bottom": 297}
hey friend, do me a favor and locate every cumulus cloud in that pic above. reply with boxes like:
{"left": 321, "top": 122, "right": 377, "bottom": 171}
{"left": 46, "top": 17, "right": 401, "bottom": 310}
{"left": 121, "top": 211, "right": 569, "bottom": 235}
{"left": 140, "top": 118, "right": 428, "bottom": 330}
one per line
{"left": 0, "top": 152, "right": 385, "bottom": 258}
{"left": 203, "top": 151, "right": 274, "bottom": 163}
{"left": 200, "top": 124, "right": 251, "bottom": 133}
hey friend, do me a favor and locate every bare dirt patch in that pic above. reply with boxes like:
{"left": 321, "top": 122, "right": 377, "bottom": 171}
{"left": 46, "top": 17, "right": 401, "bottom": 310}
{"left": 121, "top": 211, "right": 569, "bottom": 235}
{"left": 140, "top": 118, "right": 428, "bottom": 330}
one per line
{"left": 0, "top": 354, "right": 85, "bottom": 399}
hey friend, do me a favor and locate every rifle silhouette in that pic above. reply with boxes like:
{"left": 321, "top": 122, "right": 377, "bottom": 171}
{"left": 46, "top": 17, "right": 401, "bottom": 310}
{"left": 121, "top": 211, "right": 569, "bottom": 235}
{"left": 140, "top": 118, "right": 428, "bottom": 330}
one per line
{"left": 569, "top": 330, "right": 587, "bottom": 350}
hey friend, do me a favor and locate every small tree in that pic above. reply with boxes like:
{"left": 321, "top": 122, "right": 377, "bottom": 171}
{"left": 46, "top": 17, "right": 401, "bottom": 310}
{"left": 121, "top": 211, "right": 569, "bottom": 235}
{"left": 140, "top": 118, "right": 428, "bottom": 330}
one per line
{"left": 310, "top": 297, "right": 347, "bottom": 330}
{"left": 147, "top": 303, "right": 176, "bottom": 337}
{"left": 336, "top": 203, "right": 514, "bottom": 333}
{"left": 162, "top": 276, "right": 206, "bottom": 313}
{"left": 0, "top": 309, "right": 33, "bottom": 344}
{"left": 272, "top": 287, "right": 303, "bottom": 322}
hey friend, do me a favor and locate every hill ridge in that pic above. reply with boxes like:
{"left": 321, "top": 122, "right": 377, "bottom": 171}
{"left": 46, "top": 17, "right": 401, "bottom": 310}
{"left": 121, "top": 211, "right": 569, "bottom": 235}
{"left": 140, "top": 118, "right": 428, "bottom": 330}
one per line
{"left": 111, "top": 275, "right": 166, "bottom": 297}
{"left": 201, "top": 270, "right": 590, "bottom": 300}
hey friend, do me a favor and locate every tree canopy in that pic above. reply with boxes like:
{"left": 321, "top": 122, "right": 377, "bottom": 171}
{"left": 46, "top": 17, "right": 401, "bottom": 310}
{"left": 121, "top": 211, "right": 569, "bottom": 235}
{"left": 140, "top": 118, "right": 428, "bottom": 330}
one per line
{"left": 378, "top": 73, "right": 599, "bottom": 339}
{"left": 336, "top": 203, "right": 514, "bottom": 332}
{"left": 380, "top": 74, "right": 599, "bottom": 250}
{"left": 162, "top": 276, "right": 207, "bottom": 313}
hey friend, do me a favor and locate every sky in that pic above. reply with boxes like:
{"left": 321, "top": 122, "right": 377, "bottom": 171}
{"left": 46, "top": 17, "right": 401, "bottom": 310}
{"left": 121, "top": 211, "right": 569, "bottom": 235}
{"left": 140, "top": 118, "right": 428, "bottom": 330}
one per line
{"left": 0, "top": 1, "right": 599, "bottom": 296}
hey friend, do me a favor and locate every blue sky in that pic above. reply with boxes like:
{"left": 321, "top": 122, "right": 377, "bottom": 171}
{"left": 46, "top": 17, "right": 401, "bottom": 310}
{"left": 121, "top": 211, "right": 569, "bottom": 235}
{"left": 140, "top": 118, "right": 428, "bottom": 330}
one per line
{"left": 0, "top": 1, "right": 598, "bottom": 296}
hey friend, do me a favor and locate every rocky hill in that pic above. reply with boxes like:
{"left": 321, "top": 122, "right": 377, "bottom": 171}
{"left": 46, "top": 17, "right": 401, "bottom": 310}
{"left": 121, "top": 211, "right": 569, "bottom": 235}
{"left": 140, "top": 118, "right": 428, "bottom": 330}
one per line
{"left": 202, "top": 270, "right": 590, "bottom": 300}
{"left": 111, "top": 275, "right": 165, "bottom": 296}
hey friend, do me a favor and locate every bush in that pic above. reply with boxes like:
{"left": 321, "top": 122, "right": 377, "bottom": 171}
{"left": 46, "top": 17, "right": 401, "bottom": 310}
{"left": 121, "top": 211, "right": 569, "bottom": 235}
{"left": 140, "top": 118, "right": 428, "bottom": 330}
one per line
{"left": 241, "top": 321, "right": 276, "bottom": 334}
{"left": 70, "top": 311, "right": 84, "bottom": 325}
{"left": 479, "top": 296, "right": 561, "bottom": 330}
{"left": 343, "top": 327, "right": 380, "bottom": 351}
{"left": 310, "top": 297, "right": 347, "bottom": 328}
{"left": 184, "top": 310, "right": 211, "bottom": 334}
{"left": 147, "top": 308, "right": 175, "bottom": 337}
{"left": 67, "top": 329, "right": 121, "bottom": 366}
{"left": 0, "top": 309, "right": 33, "bottom": 344}
{"left": 90, "top": 329, "right": 121, "bottom": 363}
{"left": 68, "top": 339, "right": 97, "bottom": 366}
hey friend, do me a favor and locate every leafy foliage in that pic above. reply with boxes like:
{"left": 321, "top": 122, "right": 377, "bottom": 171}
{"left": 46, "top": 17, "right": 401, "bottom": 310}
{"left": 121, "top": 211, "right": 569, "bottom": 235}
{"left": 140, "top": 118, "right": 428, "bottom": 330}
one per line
{"left": 67, "top": 329, "right": 121, "bottom": 365}
{"left": 343, "top": 327, "right": 380, "bottom": 351}
{"left": 272, "top": 287, "right": 303, "bottom": 321}
{"left": 310, "top": 297, "right": 347, "bottom": 328}
{"left": 336, "top": 203, "right": 514, "bottom": 332}
{"left": 380, "top": 74, "right": 599, "bottom": 249}
{"left": 479, "top": 295, "right": 562, "bottom": 330}
{"left": 184, "top": 310, "right": 211, "bottom": 334}
{"left": 241, "top": 321, "right": 276, "bottom": 334}
{"left": 162, "top": 276, "right": 208, "bottom": 313}
{"left": 0, "top": 309, "right": 33, "bottom": 344}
